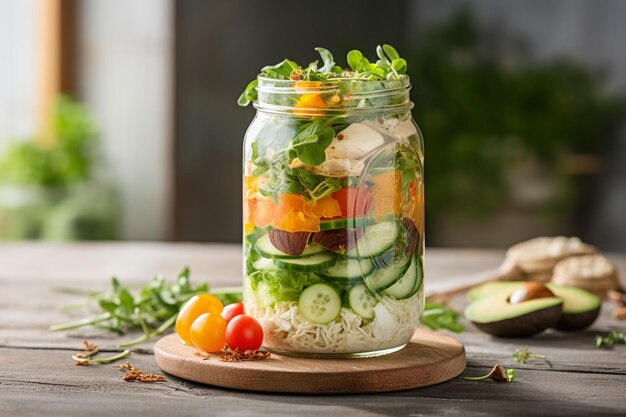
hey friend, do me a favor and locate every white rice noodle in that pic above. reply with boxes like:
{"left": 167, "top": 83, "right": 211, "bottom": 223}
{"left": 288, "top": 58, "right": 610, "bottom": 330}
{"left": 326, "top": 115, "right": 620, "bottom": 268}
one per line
{"left": 246, "top": 288, "right": 423, "bottom": 354}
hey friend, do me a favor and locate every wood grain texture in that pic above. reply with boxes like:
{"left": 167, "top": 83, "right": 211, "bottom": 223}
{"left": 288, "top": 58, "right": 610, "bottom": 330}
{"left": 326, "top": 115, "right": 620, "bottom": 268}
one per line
{"left": 1, "top": 244, "right": 626, "bottom": 416}
{"left": 154, "top": 329, "right": 466, "bottom": 393}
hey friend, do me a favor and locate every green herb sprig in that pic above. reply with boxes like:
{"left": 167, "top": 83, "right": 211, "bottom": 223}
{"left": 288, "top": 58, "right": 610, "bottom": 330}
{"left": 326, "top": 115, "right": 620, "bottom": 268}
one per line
{"left": 513, "top": 345, "right": 546, "bottom": 364}
{"left": 595, "top": 331, "right": 626, "bottom": 349}
{"left": 464, "top": 364, "right": 515, "bottom": 383}
{"left": 50, "top": 267, "right": 242, "bottom": 347}
{"left": 421, "top": 302, "right": 465, "bottom": 333}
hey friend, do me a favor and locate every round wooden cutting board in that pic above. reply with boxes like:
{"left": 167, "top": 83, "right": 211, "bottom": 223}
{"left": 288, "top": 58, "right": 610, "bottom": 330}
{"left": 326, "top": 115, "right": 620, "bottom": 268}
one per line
{"left": 154, "top": 328, "right": 466, "bottom": 394}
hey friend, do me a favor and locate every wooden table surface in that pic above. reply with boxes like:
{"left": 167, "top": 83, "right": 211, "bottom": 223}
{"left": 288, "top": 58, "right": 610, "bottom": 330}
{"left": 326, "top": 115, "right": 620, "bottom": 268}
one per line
{"left": 1, "top": 243, "right": 625, "bottom": 417}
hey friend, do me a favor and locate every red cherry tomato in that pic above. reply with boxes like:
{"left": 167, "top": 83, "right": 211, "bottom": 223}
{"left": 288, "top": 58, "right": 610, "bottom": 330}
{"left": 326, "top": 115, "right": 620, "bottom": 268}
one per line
{"left": 225, "top": 314, "right": 263, "bottom": 351}
{"left": 331, "top": 187, "right": 372, "bottom": 218}
{"left": 222, "top": 302, "right": 245, "bottom": 323}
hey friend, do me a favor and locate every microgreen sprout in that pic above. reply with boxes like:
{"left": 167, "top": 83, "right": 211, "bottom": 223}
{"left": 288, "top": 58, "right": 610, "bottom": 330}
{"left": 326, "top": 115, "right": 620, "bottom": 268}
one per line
{"left": 464, "top": 364, "right": 516, "bottom": 383}
{"left": 513, "top": 345, "right": 546, "bottom": 364}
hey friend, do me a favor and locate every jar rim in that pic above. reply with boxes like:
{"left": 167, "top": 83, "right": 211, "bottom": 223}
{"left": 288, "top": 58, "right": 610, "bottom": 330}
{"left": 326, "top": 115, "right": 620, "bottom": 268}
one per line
{"left": 256, "top": 74, "right": 410, "bottom": 92}
{"left": 254, "top": 74, "right": 413, "bottom": 116}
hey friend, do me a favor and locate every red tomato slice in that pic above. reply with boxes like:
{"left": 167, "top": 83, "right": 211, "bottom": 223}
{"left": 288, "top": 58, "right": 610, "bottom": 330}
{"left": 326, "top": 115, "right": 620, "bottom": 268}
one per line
{"left": 331, "top": 187, "right": 373, "bottom": 218}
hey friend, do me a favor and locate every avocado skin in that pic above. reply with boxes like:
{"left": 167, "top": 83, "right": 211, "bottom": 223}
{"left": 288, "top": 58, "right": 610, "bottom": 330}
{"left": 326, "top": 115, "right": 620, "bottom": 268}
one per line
{"left": 557, "top": 307, "right": 601, "bottom": 331}
{"left": 471, "top": 303, "right": 562, "bottom": 337}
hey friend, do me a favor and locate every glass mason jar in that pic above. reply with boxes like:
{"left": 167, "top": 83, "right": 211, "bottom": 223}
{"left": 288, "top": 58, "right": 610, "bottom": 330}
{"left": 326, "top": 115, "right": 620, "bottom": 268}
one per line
{"left": 242, "top": 75, "right": 424, "bottom": 358}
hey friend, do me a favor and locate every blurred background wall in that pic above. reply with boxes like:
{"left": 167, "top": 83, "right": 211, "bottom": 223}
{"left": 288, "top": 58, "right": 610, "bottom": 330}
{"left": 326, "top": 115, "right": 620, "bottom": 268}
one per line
{"left": 0, "top": 0, "right": 625, "bottom": 249}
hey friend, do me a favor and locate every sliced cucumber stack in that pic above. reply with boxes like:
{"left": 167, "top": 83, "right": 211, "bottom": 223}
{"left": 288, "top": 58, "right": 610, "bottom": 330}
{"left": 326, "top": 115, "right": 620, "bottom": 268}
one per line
{"left": 273, "top": 253, "right": 336, "bottom": 272}
{"left": 255, "top": 234, "right": 323, "bottom": 259}
{"left": 364, "top": 254, "right": 411, "bottom": 291}
{"left": 383, "top": 256, "right": 423, "bottom": 299}
{"left": 321, "top": 258, "right": 374, "bottom": 281}
{"left": 298, "top": 283, "right": 342, "bottom": 324}
{"left": 345, "top": 221, "right": 398, "bottom": 258}
{"left": 348, "top": 284, "right": 378, "bottom": 319}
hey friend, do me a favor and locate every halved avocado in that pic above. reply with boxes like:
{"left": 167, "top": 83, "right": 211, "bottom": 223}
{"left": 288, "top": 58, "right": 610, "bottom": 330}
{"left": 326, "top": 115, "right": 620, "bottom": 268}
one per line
{"left": 465, "top": 287, "right": 563, "bottom": 337}
{"left": 467, "top": 282, "right": 522, "bottom": 302}
{"left": 546, "top": 284, "right": 601, "bottom": 331}
{"left": 468, "top": 281, "right": 602, "bottom": 333}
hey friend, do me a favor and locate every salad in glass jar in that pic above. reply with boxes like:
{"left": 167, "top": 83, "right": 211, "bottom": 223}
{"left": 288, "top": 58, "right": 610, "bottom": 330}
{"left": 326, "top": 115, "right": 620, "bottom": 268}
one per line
{"left": 239, "top": 45, "right": 424, "bottom": 357}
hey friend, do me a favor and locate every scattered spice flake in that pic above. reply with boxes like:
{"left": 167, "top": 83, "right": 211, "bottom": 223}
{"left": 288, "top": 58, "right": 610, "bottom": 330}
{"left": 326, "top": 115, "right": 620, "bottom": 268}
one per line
{"left": 290, "top": 69, "right": 302, "bottom": 81}
{"left": 117, "top": 362, "right": 166, "bottom": 383}
{"left": 219, "top": 348, "right": 270, "bottom": 362}
{"left": 194, "top": 351, "right": 211, "bottom": 361}
{"left": 83, "top": 340, "right": 98, "bottom": 351}
{"left": 73, "top": 339, "right": 99, "bottom": 362}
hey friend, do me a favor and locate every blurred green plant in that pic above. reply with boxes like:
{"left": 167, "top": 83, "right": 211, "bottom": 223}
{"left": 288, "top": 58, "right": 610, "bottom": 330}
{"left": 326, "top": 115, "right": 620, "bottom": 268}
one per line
{"left": 0, "top": 96, "right": 97, "bottom": 186}
{"left": 408, "top": 10, "right": 626, "bottom": 221}
{"left": 0, "top": 96, "right": 118, "bottom": 240}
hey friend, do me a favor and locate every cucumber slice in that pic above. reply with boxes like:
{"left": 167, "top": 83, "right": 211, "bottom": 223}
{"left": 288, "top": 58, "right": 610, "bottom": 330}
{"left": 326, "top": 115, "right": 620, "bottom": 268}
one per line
{"left": 321, "top": 258, "right": 374, "bottom": 280}
{"left": 298, "top": 283, "right": 342, "bottom": 324}
{"left": 383, "top": 256, "right": 422, "bottom": 299}
{"left": 319, "top": 217, "right": 370, "bottom": 231}
{"left": 348, "top": 284, "right": 378, "bottom": 319}
{"left": 345, "top": 221, "right": 399, "bottom": 258}
{"left": 273, "top": 253, "right": 336, "bottom": 272}
{"left": 364, "top": 255, "right": 411, "bottom": 291}
{"left": 406, "top": 257, "right": 424, "bottom": 299}
{"left": 255, "top": 234, "right": 323, "bottom": 259}
{"left": 252, "top": 257, "right": 279, "bottom": 271}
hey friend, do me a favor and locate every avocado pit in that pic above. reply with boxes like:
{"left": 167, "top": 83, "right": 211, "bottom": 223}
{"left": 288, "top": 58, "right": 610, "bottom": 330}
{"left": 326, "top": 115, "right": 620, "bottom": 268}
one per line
{"left": 509, "top": 282, "right": 556, "bottom": 304}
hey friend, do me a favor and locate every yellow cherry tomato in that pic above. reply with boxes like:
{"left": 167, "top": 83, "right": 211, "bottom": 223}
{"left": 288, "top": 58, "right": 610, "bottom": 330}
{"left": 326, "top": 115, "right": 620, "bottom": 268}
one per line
{"left": 189, "top": 313, "right": 227, "bottom": 352}
{"left": 175, "top": 294, "right": 224, "bottom": 345}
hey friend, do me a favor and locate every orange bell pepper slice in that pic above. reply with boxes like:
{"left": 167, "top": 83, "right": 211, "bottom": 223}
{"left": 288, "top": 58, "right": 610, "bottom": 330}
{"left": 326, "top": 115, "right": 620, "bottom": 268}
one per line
{"left": 371, "top": 170, "right": 402, "bottom": 218}
{"left": 272, "top": 194, "right": 341, "bottom": 232}
{"left": 294, "top": 81, "right": 328, "bottom": 115}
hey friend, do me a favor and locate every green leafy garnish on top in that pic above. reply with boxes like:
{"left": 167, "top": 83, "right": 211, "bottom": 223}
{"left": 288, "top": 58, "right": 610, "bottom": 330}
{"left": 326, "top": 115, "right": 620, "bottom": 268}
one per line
{"left": 238, "top": 44, "right": 408, "bottom": 106}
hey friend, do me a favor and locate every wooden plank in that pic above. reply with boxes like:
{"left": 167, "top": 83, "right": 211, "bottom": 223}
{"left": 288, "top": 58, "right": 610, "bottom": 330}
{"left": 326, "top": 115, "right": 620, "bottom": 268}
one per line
{"left": 1, "top": 244, "right": 625, "bottom": 416}
{"left": 0, "top": 242, "right": 242, "bottom": 283}
{"left": 0, "top": 246, "right": 624, "bottom": 370}
{"left": 1, "top": 347, "right": 624, "bottom": 417}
